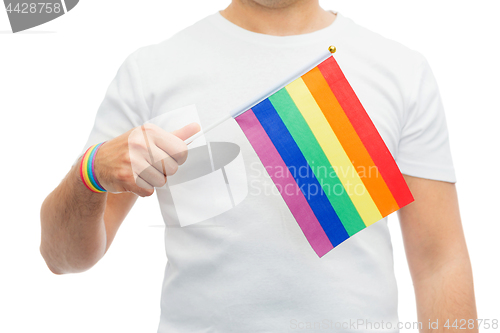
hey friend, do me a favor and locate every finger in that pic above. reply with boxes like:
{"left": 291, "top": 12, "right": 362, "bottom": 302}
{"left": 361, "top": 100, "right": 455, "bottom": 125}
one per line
{"left": 157, "top": 154, "right": 179, "bottom": 176}
{"left": 171, "top": 122, "right": 201, "bottom": 141}
{"left": 135, "top": 160, "right": 167, "bottom": 188}
{"left": 153, "top": 133, "right": 189, "bottom": 165}
{"left": 134, "top": 143, "right": 179, "bottom": 177}
{"left": 141, "top": 125, "right": 155, "bottom": 162}
{"left": 128, "top": 124, "right": 171, "bottom": 165}
{"left": 128, "top": 143, "right": 165, "bottom": 178}
{"left": 146, "top": 144, "right": 171, "bottom": 171}
{"left": 133, "top": 177, "right": 155, "bottom": 197}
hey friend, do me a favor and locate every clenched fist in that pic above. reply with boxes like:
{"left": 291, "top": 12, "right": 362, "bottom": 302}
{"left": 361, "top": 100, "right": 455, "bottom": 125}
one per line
{"left": 92, "top": 122, "right": 200, "bottom": 197}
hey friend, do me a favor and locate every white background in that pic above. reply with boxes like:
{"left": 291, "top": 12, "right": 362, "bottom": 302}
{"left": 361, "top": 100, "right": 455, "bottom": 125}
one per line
{"left": 1, "top": 1, "right": 499, "bottom": 332}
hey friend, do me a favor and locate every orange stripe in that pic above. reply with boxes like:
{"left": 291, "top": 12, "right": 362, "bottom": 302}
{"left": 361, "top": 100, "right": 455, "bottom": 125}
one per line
{"left": 302, "top": 67, "right": 400, "bottom": 216}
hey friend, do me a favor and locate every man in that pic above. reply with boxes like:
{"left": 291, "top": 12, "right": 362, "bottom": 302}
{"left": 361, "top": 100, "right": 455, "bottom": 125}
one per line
{"left": 40, "top": 0, "right": 477, "bottom": 331}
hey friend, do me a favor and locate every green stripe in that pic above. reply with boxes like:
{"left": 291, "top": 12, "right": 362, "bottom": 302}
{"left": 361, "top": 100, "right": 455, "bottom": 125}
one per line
{"left": 269, "top": 88, "right": 366, "bottom": 236}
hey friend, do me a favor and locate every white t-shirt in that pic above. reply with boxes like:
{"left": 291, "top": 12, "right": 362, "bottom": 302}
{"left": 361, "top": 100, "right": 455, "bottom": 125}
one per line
{"left": 81, "top": 11, "right": 456, "bottom": 333}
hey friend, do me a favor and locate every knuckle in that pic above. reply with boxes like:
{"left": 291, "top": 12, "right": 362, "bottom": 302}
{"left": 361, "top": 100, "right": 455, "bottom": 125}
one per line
{"left": 165, "top": 162, "right": 178, "bottom": 176}
{"left": 121, "top": 151, "right": 132, "bottom": 165}
{"left": 142, "top": 123, "right": 159, "bottom": 132}
{"left": 153, "top": 180, "right": 165, "bottom": 189}
{"left": 148, "top": 177, "right": 162, "bottom": 188}
{"left": 116, "top": 169, "right": 132, "bottom": 183}
{"left": 160, "top": 177, "right": 167, "bottom": 187}
{"left": 175, "top": 148, "right": 188, "bottom": 165}
{"left": 128, "top": 135, "right": 146, "bottom": 151}
{"left": 154, "top": 174, "right": 167, "bottom": 187}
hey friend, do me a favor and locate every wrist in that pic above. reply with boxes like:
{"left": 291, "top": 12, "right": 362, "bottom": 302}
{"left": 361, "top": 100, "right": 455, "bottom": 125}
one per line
{"left": 92, "top": 142, "right": 106, "bottom": 191}
{"left": 79, "top": 142, "right": 107, "bottom": 193}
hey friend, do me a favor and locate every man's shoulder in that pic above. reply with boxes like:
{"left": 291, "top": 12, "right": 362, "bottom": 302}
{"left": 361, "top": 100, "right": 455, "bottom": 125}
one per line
{"left": 337, "top": 13, "right": 427, "bottom": 71}
{"left": 130, "top": 13, "right": 218, "bottom": 68}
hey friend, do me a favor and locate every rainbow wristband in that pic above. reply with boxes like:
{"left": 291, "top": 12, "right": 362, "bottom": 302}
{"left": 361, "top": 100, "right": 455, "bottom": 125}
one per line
{"left": 80, "top": 142, "right": 107, "bottom": 193}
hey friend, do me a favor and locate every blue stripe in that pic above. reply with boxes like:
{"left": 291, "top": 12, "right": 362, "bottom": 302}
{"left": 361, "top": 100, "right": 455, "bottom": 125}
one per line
{"left": 252, "top": 98, "right": 349, "bottom": 246}
{"left": 87, "top": 144, "right": 106, "bottom": 192}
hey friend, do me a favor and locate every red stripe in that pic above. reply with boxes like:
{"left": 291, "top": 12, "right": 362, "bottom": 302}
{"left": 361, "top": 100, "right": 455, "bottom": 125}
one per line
{"left": 318, "top": 57, "right": 413, "bottom": 207}
{"left": 236, "top": 109, "right": 334, "bottom": 257}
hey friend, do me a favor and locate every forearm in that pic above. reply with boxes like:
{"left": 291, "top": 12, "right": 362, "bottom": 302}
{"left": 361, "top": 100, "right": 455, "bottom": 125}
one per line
{"left": 413, "top": 255, "right": 477, "bottom": 332}
{"left": 40, "top": 161, "right": 108, "bottom": 274}
{"left": 399, "top": 176, "right": 478, "bottom": 332}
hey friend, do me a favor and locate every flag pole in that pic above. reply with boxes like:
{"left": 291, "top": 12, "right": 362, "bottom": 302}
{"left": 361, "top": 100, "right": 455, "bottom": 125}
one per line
{"left": 184, "top": 45, "right": 337, "bottom": 145}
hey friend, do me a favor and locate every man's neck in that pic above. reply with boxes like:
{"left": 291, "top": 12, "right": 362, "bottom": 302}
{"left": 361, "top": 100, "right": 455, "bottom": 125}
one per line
{"left": 220, "top": 0, "right": 336, "bottom": 36}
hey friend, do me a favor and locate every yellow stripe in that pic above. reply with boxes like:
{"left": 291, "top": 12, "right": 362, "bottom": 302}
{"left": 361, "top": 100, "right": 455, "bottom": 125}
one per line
{"left": 285, "top": 78, "right": 382, "bottom": 226}
{"left": 82, "top": 145, "right": 100, "bottom": 192}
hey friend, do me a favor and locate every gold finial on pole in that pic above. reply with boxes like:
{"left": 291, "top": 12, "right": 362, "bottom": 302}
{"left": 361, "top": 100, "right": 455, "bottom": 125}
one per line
{"left": 328, "top": 45, "right": 337, "bottom": 54}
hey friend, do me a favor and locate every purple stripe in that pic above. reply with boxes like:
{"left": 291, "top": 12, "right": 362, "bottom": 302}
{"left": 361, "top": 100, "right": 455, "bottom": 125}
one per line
{"left": 91, "top": 142, "right": 106, "bottom": 191}
{"left": 236, "top": 110, "right": 333, "bottom": 257}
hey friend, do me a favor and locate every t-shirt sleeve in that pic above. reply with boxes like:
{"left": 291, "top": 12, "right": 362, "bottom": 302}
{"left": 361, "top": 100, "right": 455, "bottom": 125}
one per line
{"left": 396, "top": 57, "right": 457, "bottom": 183}
{"left": 75, "top": 49, "right": 150, "bottom": 162}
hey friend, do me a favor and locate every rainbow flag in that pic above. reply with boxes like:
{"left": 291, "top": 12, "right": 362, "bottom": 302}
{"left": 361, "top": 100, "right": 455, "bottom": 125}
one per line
{"left": 235, "top": 55, "right": 414, "bottom": 257}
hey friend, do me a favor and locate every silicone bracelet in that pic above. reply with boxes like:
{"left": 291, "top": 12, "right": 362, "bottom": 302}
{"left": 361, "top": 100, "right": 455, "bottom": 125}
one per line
{"left": 80, "top": 142, "right": 107, "bottom": 193}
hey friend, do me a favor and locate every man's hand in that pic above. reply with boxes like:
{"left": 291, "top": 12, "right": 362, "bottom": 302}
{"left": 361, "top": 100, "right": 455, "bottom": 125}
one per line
{"left": 94, "top": 122, "right": 200, "bottom": 197}
{"left": 40, "top": 122, "right": 200, "bottom": 274}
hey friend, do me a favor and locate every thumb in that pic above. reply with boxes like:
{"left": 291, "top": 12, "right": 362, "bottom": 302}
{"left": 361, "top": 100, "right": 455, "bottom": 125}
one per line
{"left": 171, "top": 122, "right": 201, "bottom": 141}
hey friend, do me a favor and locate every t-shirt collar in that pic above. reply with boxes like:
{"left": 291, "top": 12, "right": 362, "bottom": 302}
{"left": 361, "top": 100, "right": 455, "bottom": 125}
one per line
{"left": 206, "top": 10, "right": 345, "bottom": 47}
